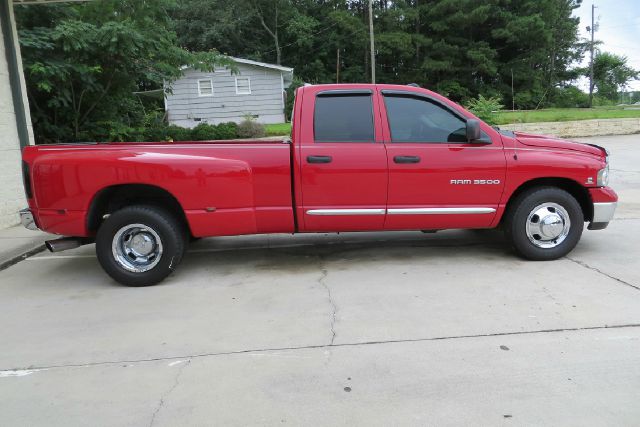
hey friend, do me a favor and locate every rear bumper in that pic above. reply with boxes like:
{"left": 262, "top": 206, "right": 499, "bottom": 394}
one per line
{"left": 19, "top": 208, "right": 38, "bottom": 231}
{"left": 20, "top": 207, "right": 88, "bottom": 236}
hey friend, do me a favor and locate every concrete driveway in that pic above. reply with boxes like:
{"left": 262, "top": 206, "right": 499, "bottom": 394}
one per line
{"left": 1, "top": 135, "right": 639, "bottom": 426}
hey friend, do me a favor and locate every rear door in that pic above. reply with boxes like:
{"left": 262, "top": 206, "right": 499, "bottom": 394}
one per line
{"left": 296, "top": 87, "right": 388, "bottom": 232}
{"left": 380, "top": 90, "right": 506, "bottom": 230}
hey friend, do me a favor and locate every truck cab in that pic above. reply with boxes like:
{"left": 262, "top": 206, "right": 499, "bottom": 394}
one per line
{"left": 292, "top": 83, "right": 615, "bottom": 234}
{"left": 293, "top": 84, "right": 507, "bottom": 233}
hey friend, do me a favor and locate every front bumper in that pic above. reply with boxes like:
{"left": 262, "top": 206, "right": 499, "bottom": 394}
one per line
{"left": 19, "top": 208, "right": 38, "bottom": 231}
{"left": 588, "top": 202, "right": 617, "bottom": 230}
{"left": 587, "top": 187, "right": 617, "bottom": 231}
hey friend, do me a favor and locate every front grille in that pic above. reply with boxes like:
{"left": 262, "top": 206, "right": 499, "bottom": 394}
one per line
{"left": 22, "top": 160, "right": 32, "bottom": 199}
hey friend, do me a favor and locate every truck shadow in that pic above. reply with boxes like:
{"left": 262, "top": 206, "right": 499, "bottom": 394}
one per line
{"left": 179, "top": 229, "right": 510, "bottom": 277}
{"left": 35, "top": 229, "right": 512, "bottom": 288}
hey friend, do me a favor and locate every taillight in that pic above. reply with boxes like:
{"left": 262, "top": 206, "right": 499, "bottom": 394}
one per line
{"left": 22, "top": 160, "right": 33, "bottom": 198}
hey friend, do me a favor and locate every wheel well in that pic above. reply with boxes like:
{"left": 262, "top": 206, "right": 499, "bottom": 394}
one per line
{"left": 87, "top": 184, "right": 190, "bottom": 234}
{"left": 503, "top": 178, "right": 593, "bottom": 222}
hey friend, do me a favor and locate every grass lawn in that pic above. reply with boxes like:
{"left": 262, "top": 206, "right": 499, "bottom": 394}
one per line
{"left": 495, "top": 106, "right": 640, "bottom": 125}
{"left": 265, "top": 122, "right": 292, "bottom": 136}
{"left": 263, "top": 107, "right": 640, "bottom": 135}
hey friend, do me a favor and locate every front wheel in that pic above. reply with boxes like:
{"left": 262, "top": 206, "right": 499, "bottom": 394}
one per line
{"left": 96, "top": 205, "right": 186, "bottom": 286}
{"left": 504, "top": 187, "right": 584, "bottom": 260}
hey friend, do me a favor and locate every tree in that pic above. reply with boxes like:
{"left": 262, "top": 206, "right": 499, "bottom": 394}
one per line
{"left": 248, "top": 0, "right": 285, "bottom": 65}
{"left": 172, "top": 0, "right": 266, "bottom": 57}
{"left": 171, "top": 0, "right": 585, "bottom": 108}
{"left": 590, "top": 52, "right": 639, "bottom": 101}
{"left": 16, "top": 0, "right": 229, "bottom": 143}
{"left": 487, "top": 0, "right": 584, "bottom": 109}
{"left": 174, "top": 0, "right": 298, "bottom": 66}
{"left": 19, "top": 0, "right": 591, "bottom": 143}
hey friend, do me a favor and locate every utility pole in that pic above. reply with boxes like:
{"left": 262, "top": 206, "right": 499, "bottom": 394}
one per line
{"left": 588, "top": 3, "right": 597, "bottom": 108}
{"left": 511, "top": 68, "right": 515, "bottom": 111}
{"left": 368, "top": 0, "right": 376, "bottom": 84}
{"left": 336, "top": 48, "right": 340, "bottom": 83}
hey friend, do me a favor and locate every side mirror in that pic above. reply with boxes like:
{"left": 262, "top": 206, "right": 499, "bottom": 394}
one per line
{"left": 466, "top": 119, "right": 481, "bottom": 142}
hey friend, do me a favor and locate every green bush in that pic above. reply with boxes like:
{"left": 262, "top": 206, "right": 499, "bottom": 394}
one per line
{"left": 166, "top": 125, "right": 192, "bottom": 141}
{"left": 551, "top": 86, "right": 589, "bottom": 108}
{"left": 592, "top": 95, "right": 616, "bottom": 107}
{"left": 137, "top": 121, "right": 240, "bottom": 142}
{"left": 86, "top": 121, "right": 144, "bottom": 142}
{"left": 465, "top": 95, "right": 504, "bottom": 125}
{"left": 237, "top": 116, "right": 266, "bottom": 138}
{"left": 215, "top": 122, "right": 239, "bottom": 139}
{"left": 285, "top": 76, "right": 304, "bottom": 121}
{"left": 190, "top": 123, "right": 219, "bottom": 140}
{"left": 143, "top": 121, "right": 169, "bottom": 142}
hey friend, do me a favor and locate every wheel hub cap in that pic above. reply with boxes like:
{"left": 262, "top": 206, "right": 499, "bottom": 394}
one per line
{"left": 539, "top": 214, "right": 564, "bottom": 239}
{"left": 525, "top": 203, "right": 571, "bottom": 249}
{"left": 130, "top": 233, "right": 154, "bottom": 256}
{"left": 112, "top": 224, "right": 163, "bottom": 273}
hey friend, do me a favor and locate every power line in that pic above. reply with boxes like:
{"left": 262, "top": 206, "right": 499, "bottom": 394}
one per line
{"left": 261, "top": 21, "right": 340, "bottom": 55}
{"left": 255, "top": 24, "right": 369, "bottom": 62}
{"left": 600, "top": 43, "right": 639, "bottom": 51}
{"left": 597, "top": 18, "right": 640, "bottom": 30}
{"left": 598, "top": 23, "right": 638, "bottom": 30}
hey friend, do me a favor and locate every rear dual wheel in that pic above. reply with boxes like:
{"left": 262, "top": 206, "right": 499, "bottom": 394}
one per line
{"left": 96, "top": 205, "right": 187, "bottom": 286}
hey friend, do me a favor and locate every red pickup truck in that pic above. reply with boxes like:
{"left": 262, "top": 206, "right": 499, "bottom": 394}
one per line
{"left": 20, "top": 84, "right": 617, "bottom": 286}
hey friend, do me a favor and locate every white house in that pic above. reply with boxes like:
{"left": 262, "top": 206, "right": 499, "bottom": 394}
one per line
{"left": 165, "top": 57, "right": 294, "bottom": 127}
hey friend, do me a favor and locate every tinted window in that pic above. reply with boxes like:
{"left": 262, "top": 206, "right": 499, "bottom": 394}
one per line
{"left": 384, "top": 95, "right": 467, "bottom": 143}
{"left": 314, "top": 95, "right": 374, "bottom": 142}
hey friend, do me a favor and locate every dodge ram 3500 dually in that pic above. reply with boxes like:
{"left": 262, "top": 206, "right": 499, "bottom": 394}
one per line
{"left": 20, "top": 84, "right": 618, "bottom": 286}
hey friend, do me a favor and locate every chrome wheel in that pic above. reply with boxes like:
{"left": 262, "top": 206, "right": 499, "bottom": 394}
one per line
{"left": 525, "top": 203, "right": 571, "bottom": 249}
{"left": 112, "top": 224, "right": 163, "bottom": 273}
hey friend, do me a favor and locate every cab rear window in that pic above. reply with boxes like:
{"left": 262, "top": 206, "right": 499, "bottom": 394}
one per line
{"left": 314, "top": 94, "right": 374, "bottom": 142}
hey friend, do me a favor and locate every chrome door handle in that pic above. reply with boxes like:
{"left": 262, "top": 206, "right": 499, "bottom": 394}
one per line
{"left": 307, "top": 155, "right": 333, "bottom": 164}
{"left": 394, "top": 155, "right": 420, "bottom": 164}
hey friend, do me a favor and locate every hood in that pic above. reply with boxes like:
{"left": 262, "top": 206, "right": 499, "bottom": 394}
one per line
{"left": 514, "top": 131, "right": 605, "bottom": 157}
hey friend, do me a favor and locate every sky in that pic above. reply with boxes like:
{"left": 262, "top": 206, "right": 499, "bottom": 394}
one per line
{"left": 573, "top": 0, "right": 640, "bottom": 91}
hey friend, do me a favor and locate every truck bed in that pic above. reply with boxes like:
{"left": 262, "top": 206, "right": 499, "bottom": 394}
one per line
{"left": 22, "top": 140, "right": 295, "bottom": 237}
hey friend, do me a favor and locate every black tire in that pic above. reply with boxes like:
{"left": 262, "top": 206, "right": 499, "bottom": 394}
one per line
{"left": 96, "top": 205, "right": 186, "bottom": 286}
{"left": 504, "top": 187, "right": 584, "bottom": 260}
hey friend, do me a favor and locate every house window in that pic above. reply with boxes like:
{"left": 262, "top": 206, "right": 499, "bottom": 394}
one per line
{"left": 198, "top": 79, "right": 213, "bottom": 96}
{"left": 235, "top": 77, "right": 251, "bottom": 95}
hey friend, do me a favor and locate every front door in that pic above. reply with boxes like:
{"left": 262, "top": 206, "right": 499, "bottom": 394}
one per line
{"left": 297, "top": 88, "right": 388, "bottom": 232}
{"left": 380, "top": 91, "right": 506, "bottom": 230}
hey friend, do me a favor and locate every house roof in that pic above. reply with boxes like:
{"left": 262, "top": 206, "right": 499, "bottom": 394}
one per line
{"left": 180, "top": 57, "right": 294, "bottom": 87}
{"left": 229, "top": 57, "right": 293, "bottom": 73}
{"left": 180, "top": 57, "right": 293, "bottom": 73}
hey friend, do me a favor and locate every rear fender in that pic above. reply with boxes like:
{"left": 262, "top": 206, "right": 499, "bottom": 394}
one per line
{"left": 29, "top": 148, "right": 256, "bottom": 236}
